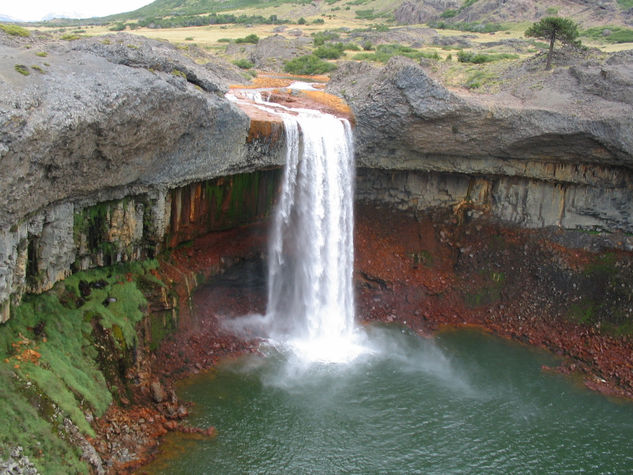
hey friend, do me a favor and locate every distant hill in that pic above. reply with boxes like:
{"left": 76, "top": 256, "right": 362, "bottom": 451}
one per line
{"left": 107, "top": 0, "right": 309, "bottom": 20}
{"left": 0, "top": 14, "right": 21, "bottom": 22}
{"left": 395, "top": 0, "right": 633, "bottom": 27}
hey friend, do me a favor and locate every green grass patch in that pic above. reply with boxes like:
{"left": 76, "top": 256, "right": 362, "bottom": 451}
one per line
{"left": 35, "top": 51, "right": 48, "bottom": 57}
{"left": 582, "top": 26, "right": 633, "bottom": 43}
{"left": 464, "top": 69, "right": 497, "bottom": 89}
{"left": 0, "top": 23, "right": 30, "bottom": 37}
{"left": 617, "top": 0, "right": 633, "bottom": 8}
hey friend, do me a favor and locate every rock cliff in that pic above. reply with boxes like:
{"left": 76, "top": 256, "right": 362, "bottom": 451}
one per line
{"left": 327, "top": 55, "right": 633, "bottom": 237}
{"left": 0, "top": 32, "right": 284, "bottom": 321}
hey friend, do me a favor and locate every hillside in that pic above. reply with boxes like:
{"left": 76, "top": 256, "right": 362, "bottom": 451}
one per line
{"left": 396, "top": 0, "right": 633, "bottom": 27}
{"left": 105, "top": 0, "right": 633, "bottom": 27}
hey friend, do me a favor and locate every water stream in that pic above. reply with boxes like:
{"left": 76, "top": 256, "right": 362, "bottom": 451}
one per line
{"left": 227, "top": 90, "right": 368, "bottom": 363}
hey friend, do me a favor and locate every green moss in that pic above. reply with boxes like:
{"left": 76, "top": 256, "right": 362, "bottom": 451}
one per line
{"left": 150, "top": 311, "right": 176, "bottom": 351}
{"left": 0, "top": 259, "right": 163, "bottom": 472}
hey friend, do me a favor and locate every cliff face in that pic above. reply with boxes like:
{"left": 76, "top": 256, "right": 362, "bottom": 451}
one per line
{"left": 0, "top": 33, "right": 284, "bottom": 321}
{"left": 327, "top": 56, "right": 633, "bottom": 238}
{"left": 2, "top": 32, "right": 633, "bottom": 323}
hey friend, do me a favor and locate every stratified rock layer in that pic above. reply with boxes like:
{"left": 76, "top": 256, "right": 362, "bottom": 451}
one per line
{"left": 328, "top": 57, "right": 633, "bottom": 234}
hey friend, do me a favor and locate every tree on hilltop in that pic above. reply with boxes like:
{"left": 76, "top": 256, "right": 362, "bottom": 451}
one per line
{"left": 525, "top": 17, "right": 580, "bottom": 70}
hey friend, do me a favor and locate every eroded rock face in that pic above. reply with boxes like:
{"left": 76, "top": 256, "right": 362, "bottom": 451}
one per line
{"left": 328, "top": 57, "right": 633, "bottom": 232}
{"left": 0, "top": 32, "right": 286, "bottom": 319}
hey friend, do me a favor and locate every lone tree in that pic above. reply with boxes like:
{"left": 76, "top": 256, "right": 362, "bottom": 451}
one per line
{"left": 525, "top": 17, "right": 580, "bottom": 70}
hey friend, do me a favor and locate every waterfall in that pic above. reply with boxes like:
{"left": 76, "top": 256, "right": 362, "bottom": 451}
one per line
{"left": 227, "top": 91, "right": 369, "bottom": 363}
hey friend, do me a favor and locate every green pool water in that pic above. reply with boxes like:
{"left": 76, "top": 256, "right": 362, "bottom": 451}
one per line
{"left": 144, "top": 326, "right": 633, "bottom": 474}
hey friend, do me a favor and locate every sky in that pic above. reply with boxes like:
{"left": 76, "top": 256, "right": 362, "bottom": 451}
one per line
{"left": 0, "top": 0, "right": 155, "bottom": 22}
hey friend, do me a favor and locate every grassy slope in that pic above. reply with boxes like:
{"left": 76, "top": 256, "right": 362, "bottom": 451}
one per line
{"left": 0, "top": 260, "right": 164, "bottom": 473}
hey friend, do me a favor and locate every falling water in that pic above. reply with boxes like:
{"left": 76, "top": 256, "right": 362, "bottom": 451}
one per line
{"left": 227, "top": 91, "right": 368, "bottom": 363}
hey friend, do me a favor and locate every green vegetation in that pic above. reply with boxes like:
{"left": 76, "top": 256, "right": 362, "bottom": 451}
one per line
{"left": 14, "top": 64, "right": 30, "bottom": 76}
{"left": 130, "top": 12, "right": 289, "bottom": 29}
{"left": 233, "top": 58, "right": 254, "bottom": 69}
{"left": 235, "top": 33, "right": 259, "bottom": 44}
{"left": 525, "top": 17, "right": 580, "bottom": 70}
{"left": 464, "top": 69, "right": 497, "bottom": 89}
{"left": 35, "top": 51, "right": 48, "bottom": 57}
{"left": 617, "top": 0, "right": 633, "bottom": 8}
{"left": 312, "top": 30, "right": 340, "bottom": 46}
{"left": 457, "top": 51, "right": 518, "bottom": 63}
{"left": 430, "top": 20, "right": 505, "bottom": 33}
{"left": 314, "top": 42, "right": 345, "bottom": 59}
{"left": 30, "top": 65, "right": 45, "bottom": 74}
{"left": 582, "top": 26, "right": 633, "bottom": 44}
{"left": 566, "top": 253, "right": 633, "bottom": 336}
{"left": 109, "top": 22, "right": 126, "bottom": 31}
{"left": 60, "top": 33, "right": 82, "bottom": 40}
{"left": 462, "top": 0, "right": 480, "bottom": 7}
{"left": 353, "top": 43, "right": 439, "bottom": 63}
{"left": 0, "top": 260, "right": 164, "bottom": 473}
{"left": 0, "top": 23, "right": 30, "bottom": 37}
{"left": 284, "top": 54, "right": 336, "bottom": 75}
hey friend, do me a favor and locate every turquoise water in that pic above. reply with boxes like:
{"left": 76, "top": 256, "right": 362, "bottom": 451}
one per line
{"left": 145, "top": 326, "right": 633, "bottom": 474}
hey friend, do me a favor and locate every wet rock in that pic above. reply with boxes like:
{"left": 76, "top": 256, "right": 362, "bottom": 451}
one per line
{"left": 150, "top": 380, "right": 167, "bottom": 403}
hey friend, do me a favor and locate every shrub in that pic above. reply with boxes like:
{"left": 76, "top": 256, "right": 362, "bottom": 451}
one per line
{"left": 35, "top": 51, "right": 48, "bottom": 57}
{"left": 0, "top": 23, "right": 30, "bottom": 37}
{"left": 298, "top": 17, "right": 306, "bottom": 25}
{"left": 14, "top": 64, "right": 29, "bottom": 75}
{"left": 60, "top": 34, "right": 81, "bottom": 41}
{"left": 233, "top": 58, "right": 254, "bottom": 69}
{"left": 441, "top": 9, "right": 458, "bottom": 18}
{"left": 313, "top": 43, "right": 345, "bottom": 59}
{"left": 109, "top": 22, "right": 126, "bottom": 31}
{"left": 313, "top": 18, "right": 325, "bottom": 24}
{"left": 235, "top": 34, "right": 259, "bottom": 44}
{"left": 284, "top": 54, "right": 337, "bottom": 75}
{"left": 312, "top": 31, "right": 340, "bottom": 46}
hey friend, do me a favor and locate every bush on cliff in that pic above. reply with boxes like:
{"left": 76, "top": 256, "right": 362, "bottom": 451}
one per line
{"left": 284, "top": 54, "right": 337, "bottom": 75}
